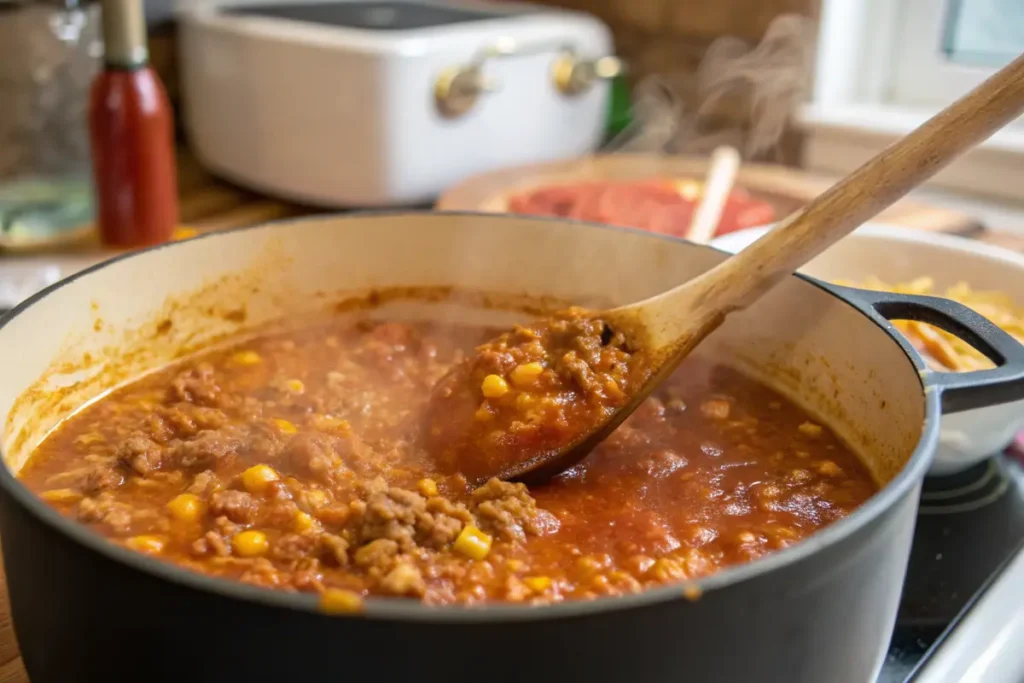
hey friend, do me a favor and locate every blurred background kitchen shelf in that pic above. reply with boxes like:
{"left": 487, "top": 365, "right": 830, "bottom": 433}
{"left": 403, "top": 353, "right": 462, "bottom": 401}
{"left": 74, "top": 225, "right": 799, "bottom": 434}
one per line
{"left": 155, "top": 0, "right": 1024, "bottom": 228}
{"left": 4, "top": 0, "right": 1024, "bottom": 263}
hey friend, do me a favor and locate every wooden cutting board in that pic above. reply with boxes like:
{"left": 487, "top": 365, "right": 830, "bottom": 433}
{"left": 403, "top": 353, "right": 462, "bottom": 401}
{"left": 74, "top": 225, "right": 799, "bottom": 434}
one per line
{"left": 436, "top": 154, "right": 985, "bottom": 236}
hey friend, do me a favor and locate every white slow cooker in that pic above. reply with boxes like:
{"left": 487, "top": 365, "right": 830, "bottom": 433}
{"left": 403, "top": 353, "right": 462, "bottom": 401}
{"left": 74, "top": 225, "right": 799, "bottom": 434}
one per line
{"left": 179, "top": 0, "right": 617, "bottom": 207}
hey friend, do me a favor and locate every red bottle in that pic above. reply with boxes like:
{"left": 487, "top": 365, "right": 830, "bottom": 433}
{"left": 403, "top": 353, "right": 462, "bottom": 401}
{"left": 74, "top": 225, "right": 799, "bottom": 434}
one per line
{"left": 89, "top": 0, "right": 178, "bottom": 247}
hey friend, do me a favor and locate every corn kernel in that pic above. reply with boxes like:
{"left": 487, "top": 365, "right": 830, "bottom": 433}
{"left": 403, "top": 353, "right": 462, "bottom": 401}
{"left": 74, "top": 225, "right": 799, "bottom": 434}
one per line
{"left": 650, "top": 557, "right": 685, "bottom": 581}
{"left": 126, "top": 535, "right": 166, "bottom": 554}
{"left": 736, "top": 531, "right": 757, "bottom": 544}
{"left": 682, "top": 583, "right": 703, "bottom": 601}
{"left": 817, "top": 460, "right": 843, "bottom": 477}
{"left": 242, "top": 464, "right": 280, "bottom": 494}
{"left": 510, "top": 362, "right": 544, "bottom": 388}
{"left": 305, "top": 489, "right": 330, "bottom": 509}
{"left": 311, "top": 415, "right": 351, "bottom": 435}
{"left": 417, "top": 478, "right": 439, "bottom": 497}
{"left": 233, "top": 530, "right": 269, "bottom": 557}
{"left": 453, "top": 525, "right": 492, "bottom": 561}
{"left": 506, "top": 559, "right": 526, "bottom": 573}
{"left": 481, "top": 374, "right": 510, "bottom": 398}
{"left": 319, "top": 588, "right": 364, "bottom": 614}
{"left": 284, "top": 379, "right": 305, "bottom": 394}
{"left": 576, "top": 554, "right": 608, "bottom": 574}
{"left": 232, "top": 350, "right": 261, "bottom": 365}
{"left": 40, "top": 488, "right": 83, "bottom": 504}
{"left": 523, "top": 576, "right": 552, "bottom": 593}
{"left": 165, "top": 493, "right": 204, "bottom": 522}
{"left": 798, "top": 422, "right": 823, "bottom": 437}
{"left": 272, "top": 418, "right": 298, "bottom": 435}
{"left": 474, "top": 403, "right": 494, "bottom": 422}
{"left": 700, "top": 399, "right": 731, "bottom": 420}
{"left": 515, "top": 393, "right": 536, "bottom": 410}
{"left": 294, "top": 511, "right": 317, "bottom": 534}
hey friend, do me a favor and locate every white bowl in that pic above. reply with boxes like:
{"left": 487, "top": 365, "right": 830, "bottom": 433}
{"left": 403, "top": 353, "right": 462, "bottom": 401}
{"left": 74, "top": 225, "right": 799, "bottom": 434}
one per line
{"left": 712, "top": 223, "right": 1024, "bottom": 475}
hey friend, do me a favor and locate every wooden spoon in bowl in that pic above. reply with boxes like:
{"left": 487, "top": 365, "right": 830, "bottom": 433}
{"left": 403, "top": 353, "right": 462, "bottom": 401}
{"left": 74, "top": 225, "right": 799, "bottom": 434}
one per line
{"left": 427, "top": 52, "right": 1024, "bottom": 486}
{"left": 685, "top": 145, "right": 742, "bottom": 245}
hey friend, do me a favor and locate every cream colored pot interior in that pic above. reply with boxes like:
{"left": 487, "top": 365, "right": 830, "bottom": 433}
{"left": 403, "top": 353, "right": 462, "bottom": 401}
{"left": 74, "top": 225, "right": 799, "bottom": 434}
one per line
{"left": 0, "top": 214, "right": 926, "bottom": 485}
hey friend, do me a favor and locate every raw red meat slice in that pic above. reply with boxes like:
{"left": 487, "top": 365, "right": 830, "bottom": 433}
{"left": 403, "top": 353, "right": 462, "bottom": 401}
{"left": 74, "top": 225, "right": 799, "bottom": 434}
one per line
{"left": 505, "top": 178, "right": 777, "bottom": 239}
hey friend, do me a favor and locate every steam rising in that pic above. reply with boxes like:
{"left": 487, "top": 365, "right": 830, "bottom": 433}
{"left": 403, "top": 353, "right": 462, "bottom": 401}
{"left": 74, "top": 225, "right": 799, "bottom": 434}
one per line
{"left": 604, "top": 15, "right": 816, "bottom": 162}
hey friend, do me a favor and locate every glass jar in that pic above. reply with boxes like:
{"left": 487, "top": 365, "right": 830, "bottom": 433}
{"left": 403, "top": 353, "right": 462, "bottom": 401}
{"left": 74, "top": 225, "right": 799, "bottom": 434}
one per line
{"left": 0, "top": 0, "right": 100, "bottom": 248}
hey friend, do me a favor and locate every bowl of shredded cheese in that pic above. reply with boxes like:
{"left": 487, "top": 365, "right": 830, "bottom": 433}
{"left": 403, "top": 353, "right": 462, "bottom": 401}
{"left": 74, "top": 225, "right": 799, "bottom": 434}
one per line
{"left": 713, "top": 223, "right": 1024, "bottom": 474}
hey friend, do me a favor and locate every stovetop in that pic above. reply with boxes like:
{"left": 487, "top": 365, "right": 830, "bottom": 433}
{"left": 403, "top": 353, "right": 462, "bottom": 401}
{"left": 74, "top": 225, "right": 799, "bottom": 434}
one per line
{"left": 877, "top": 453, "right": 1024, "bottom": 683}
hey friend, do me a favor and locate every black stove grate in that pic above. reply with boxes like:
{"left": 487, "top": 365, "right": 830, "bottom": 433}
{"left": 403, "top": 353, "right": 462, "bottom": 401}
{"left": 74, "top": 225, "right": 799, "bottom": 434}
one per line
{"left": 876, "top": 453, "right": 1024, "bottom": 682}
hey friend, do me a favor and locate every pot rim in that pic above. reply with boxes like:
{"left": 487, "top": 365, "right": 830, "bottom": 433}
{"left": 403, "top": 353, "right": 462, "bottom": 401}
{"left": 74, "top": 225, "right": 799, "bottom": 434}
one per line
{"left": 0, "top": 210, "right": 939, "bottom": 623}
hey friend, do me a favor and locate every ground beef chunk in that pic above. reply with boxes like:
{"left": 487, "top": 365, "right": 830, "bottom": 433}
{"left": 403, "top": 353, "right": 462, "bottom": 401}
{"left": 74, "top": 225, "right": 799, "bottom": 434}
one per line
{"left": 290, "top": 560, "right": 325, "bottom": 593}
{"left": 170, "top": 429, "right": 241, "bottom": 470}
{"left": 571, "top": 320, "right": 605, "bottom": 365}
{"left": 237, "top": 397, "right": 265, "bottom": 423}
{"left": 213, "top": 515, "right": 241, "bottom": 536}
{"left": 560, "top": 350, "right": 601, "bottom": 396}
{"left": 471, "top": 478, "right": 560, "bottom": 542}
{"left": 423, "top": 496, "right": 474, "bottom": 545}
{"left": 208, "top": 490, "right": 258, "bottom": 525}
{"left": 264, "top": 499, "right": 299, "bottom": 528}
{"left": 265, "top": 480, "right": 294, "bottom": 502}
{"left": 78, "top": 493, "right": 137, "bottom": 535}
{"left": 46, "top": 460, "right": 125, "bottom": 495}
{"left": 116, "top": 434, "right": 164, "bottom": 477}
{"left": 142, "top": 413, "right": 174, "bottom": 443}
{"left": 636, "top": 449, "right": 688, "bottom": 479}
{"left": 504, "top": 576, "right": 531, "bottom": 602}
{"left": 157, "top": 404, "right": 228, "bottom": 437}
{"left": 169, "top": 363, "right": 222, "bottom": 406}
{"left": 239, "top": 558, "right": 287, "bottom": 589}
{"left": 247, "top": 431, "right": 289, "bottom": 463}
{"left": 476, "top": 348, "right": 518, "bottom": 376}
{"left": 380, "top": 562, "right": 426, "bottom": 597}
{"left": 353, "top": 538, "right": 399, "bottom": 568}
{"left": 349, "top": 479, "right": 472, "bottom": 552}
{"left": 318, "top": 533, "right": 350, "bottom": 567}
{"left": 192, "top": 530, "right": 230, "bottom": 557}
{"left": 187, "top": 470, "right": 221, "bottom": 496}
{"left": 284, "top": 433, "right": 350, "bottom": 483}
{"left": 78, "top": 461, "right": 126, "bottom": 495}
{"left": 85, "top": 464, "right": 125, "bottom": 494}
{"left": 271, "top": 533, "right": 315, "bottom": 563}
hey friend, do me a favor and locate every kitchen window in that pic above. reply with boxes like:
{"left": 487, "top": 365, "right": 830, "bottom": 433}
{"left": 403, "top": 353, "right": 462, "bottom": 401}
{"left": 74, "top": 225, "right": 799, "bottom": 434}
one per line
{"left": 801, "top": 0, "right": 1024, "bottom": 200}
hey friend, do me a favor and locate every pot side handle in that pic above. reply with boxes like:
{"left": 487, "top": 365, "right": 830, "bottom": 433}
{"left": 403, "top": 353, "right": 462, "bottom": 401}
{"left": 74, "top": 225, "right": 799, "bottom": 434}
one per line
{"left": 825, "top": 284, "right": 1024, "bottom": 413}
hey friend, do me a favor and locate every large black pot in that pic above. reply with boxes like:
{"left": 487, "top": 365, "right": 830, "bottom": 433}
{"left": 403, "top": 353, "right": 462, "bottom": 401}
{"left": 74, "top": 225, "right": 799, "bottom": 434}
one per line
{"left": 1, "top": 213, "right": 1023, "bottom": 682}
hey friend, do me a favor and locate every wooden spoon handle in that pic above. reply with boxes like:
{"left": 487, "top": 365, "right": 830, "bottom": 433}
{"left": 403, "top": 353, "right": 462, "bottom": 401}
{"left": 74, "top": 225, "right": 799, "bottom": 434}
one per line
{"left": 689, "top": 51, "right": 1024, "bottom": 316}
{"left": 686, "top": 146, "right": 741, "bottom": 245}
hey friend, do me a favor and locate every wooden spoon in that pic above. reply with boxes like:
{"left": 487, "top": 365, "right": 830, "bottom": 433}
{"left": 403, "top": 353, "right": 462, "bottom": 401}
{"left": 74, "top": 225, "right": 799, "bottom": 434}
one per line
{"left": 428, "top": 52, "right": 1024, "bottom": 485}
{"left": 685, "top": 145, "right": 741, "bottom": 244}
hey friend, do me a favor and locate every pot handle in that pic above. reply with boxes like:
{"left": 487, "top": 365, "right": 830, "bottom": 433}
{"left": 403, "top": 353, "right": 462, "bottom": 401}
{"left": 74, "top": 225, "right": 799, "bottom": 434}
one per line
{"left": 826, "top": 284, "right": 1024, "bottom": 413}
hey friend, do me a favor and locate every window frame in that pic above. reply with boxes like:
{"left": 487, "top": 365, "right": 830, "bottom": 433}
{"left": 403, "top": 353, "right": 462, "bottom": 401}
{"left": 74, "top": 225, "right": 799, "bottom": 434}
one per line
{"left": 800, "top": 0, "right": 1024, "bottom": 201}
{"left": 889, "top": 0, "right": 1017, "bottom": 108}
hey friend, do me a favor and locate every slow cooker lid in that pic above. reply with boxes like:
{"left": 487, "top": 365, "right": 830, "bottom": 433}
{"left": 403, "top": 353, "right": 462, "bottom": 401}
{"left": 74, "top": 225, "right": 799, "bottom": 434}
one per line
{"left": 223, "top": 0, "right": 528, "bottom": 31}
